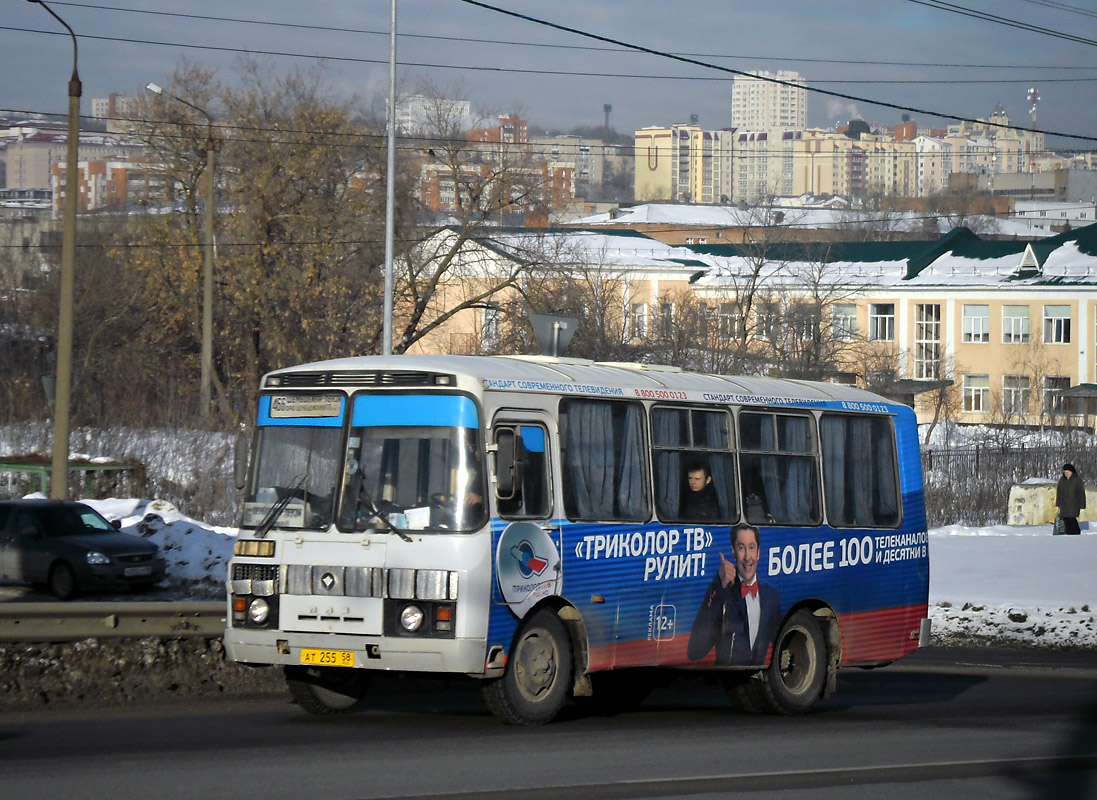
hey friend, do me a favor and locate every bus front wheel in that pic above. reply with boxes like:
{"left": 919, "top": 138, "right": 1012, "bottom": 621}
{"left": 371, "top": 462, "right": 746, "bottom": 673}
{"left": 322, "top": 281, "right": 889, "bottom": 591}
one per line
{"left": 482, "top": 609, "right": 573, "bottom": 725}
{"left": 285, "top": 665, "right": 370, "bottom": 715}
{"left": 727, "top": 610, "right": 827, "bottom": 715}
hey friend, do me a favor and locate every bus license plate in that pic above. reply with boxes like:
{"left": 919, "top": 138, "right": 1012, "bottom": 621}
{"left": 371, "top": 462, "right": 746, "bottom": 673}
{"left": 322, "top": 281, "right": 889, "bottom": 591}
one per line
{"left": 300, "top": 648, "right": 355, "bottom": 667}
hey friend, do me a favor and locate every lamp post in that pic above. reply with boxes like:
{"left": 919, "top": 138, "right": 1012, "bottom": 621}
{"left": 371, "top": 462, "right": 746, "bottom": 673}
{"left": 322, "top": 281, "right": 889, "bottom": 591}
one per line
{"left": 382, "top": 0, "right": 397, "bottom": 356}
{"left": 28, "top": 0, "right": 79, "bottom": 500}
{"left": 146, "top": 82, "right": 216, "bottom": 423}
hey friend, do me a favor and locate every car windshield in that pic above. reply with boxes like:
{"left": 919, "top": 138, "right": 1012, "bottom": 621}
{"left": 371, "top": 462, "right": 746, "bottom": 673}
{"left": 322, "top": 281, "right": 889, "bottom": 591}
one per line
{"left": 40, "top": 506, "right": 115, "bottom": 537}
{"left": 242, "top": 425, "right": 343, "bottom": 530}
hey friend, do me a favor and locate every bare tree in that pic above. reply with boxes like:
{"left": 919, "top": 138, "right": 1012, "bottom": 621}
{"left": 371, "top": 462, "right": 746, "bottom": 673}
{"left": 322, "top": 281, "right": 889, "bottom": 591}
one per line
{"left": 923, "top": 189, "right": 999, "bottom": 236}
{"left": 757, "top": 243, "right": 879, "bottom": 380}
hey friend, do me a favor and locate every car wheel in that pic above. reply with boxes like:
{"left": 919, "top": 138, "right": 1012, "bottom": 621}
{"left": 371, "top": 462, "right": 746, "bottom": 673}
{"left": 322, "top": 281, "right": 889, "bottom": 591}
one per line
{"left": 49, "top": 562, "right": 78, "bottom": 601}
{"left": 284, "top": 666, "right": 370, "bottom": 715}
{"left": 482, "top": 608, "right": 573, "bottom": 725}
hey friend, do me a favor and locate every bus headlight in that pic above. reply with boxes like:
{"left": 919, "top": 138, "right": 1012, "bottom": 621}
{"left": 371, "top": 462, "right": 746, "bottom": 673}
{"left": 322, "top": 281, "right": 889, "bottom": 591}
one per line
{"left": 400, "top": 604, "right": 424, "bottom": 632}
{"left": 248, "top": 597, "right": 270, "bottom": 625}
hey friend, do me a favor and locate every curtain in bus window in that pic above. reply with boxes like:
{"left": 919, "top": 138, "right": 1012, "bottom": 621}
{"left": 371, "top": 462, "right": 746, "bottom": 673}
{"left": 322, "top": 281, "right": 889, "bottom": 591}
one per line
{"left": 742, "top": 413, "right": 819, "bottom": 525}
{"left": 876, "top": 428, "right": 899, "bottom": 523}
{"left": 701, "top": 411, "right": 732, "bottom": 517}
{"left": 617, "top": 404, "right": 647, "bottom": 519}
{"left": 562, "top": 400, "right": 648, "bottom": 521}
{"left": 653, "top": 408, "right": 684, "bottom": 519}
{"left": 563, "top": 401, "right": 616, "bottom": 519}
{"left": 778, "top": 415, "right": 812, "bottom": 452}
{"left": 820, "top": 415, "right": 899, "bottom": 527}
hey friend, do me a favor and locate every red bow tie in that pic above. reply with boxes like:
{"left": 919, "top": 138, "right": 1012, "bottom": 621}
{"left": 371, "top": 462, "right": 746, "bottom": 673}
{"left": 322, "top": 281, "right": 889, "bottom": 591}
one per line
{"left": 741, "top": 582, "right": 758, "bottom": 598}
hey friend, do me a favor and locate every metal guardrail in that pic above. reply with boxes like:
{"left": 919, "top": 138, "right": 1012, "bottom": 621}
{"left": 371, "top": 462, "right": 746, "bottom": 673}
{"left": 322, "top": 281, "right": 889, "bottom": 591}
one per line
{"left": 0, "top": 601, "right": 226, "bottom": 643}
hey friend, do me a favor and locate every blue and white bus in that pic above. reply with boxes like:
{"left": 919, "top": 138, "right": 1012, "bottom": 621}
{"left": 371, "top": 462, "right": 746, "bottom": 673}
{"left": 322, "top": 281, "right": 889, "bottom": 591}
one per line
{"left": 225, "top": 355, "right": 929, "bottom": 724}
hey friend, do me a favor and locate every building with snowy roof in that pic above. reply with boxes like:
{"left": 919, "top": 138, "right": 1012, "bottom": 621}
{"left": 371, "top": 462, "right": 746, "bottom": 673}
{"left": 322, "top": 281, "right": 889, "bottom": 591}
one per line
{"left": 404, "top": 222, "right": 1097, "bottom": 428}
{"left": 690, "top": 223, "right": 1097, "bottom": 425}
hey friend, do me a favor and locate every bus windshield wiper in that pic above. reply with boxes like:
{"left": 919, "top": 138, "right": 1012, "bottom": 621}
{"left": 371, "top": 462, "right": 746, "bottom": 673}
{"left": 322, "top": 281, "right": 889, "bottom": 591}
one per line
{"left": 351, "top": 482, "right": 412, "bottom": 542}
{"left": 365, "top": 502, "right": 413, "bottom": 542}
{"left": 255, "top": 477, "right": 304, "bottom": 539}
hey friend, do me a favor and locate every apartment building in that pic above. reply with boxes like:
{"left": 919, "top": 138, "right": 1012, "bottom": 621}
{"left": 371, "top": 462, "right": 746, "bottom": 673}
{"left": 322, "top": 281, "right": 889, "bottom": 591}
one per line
{"left": 529, "top": 135, "right": 605, "bottom": 194}
{"left": 394, "top": 94, "right": 472, "bottom": 136}
{"left": 634, "top": 125, "right": 733, "bottom": 203}
{"left": 1, "top": 127, "right": 146, "bottom": 195}
{"left": 51, "top": 159, "right": 158, "bottom": 215}
{"left": 730, "top": 71, "right": 807, "bottom": 130}
{"left": 89, "top": 94, "right": 143, "bottom": 133}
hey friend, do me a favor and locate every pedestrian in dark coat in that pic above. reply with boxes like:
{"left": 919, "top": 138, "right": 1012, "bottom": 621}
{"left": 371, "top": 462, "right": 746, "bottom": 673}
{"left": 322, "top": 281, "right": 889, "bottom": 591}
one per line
{"left": 1056, "top": 463, "right": 1086, "bottom": 536}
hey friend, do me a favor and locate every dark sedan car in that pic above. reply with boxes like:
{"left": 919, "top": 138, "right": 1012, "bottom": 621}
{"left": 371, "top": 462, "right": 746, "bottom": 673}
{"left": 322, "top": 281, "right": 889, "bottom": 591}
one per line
{"left": 0, "top": 499, "right": 166, "bottom": 600}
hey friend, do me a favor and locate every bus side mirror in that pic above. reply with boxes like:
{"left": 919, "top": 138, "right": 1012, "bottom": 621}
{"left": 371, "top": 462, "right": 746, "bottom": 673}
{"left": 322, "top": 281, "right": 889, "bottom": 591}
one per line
{"left": 494, "top": 428, "right": 518, "bottom": 501}
{"left": 233, "top": 427, "right": 250, "bottom": 491}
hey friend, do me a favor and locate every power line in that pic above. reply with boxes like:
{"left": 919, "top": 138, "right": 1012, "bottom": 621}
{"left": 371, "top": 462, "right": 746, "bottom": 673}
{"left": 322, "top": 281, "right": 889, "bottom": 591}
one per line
{"left": 13, "top": 24, "right": 1097, "bottom": 90}
{"left": 452, "top": 0, "right": 1097, "bottom": 144}
{"left": 1016, "top": 0, "right": 1097, "bottom": 19}
{"left": 38, "top": 1, "right": 1097, "bottom": 71}
{"left": 9, "top": 14, "right": 1097, "bottom": 141}
{"left": 905, "top": 0, "right": 1097, "bottom": 47}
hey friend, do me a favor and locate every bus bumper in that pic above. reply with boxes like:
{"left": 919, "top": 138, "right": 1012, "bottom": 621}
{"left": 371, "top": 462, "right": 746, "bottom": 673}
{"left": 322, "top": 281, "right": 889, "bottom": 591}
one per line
{"left": 224, "top": 628, "right": 489, "bottom": 676}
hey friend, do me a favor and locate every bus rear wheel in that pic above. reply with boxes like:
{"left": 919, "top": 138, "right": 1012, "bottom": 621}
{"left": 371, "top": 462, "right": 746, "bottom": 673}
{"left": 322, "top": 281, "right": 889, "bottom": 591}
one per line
{"left": 482, "top": 609, "right": 573, "bottom": 725}
{"left": 285, "top": 665, "right": 370, "bottom": 715}
{"left": 759, "top": 610, "right": 828, "bottom": 714}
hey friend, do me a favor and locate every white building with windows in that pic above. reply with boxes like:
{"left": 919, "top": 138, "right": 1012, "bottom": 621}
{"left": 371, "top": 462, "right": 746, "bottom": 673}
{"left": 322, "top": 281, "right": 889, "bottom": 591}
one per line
{"left": 395, "top": 94, "right": 472, "bottom": 136}
{"left": 730, "top": 71, "right": 807, "bottom": 131}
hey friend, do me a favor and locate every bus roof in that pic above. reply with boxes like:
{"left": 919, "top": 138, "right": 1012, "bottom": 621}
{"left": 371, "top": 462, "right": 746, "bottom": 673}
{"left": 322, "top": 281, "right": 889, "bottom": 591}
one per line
{"left": 263, "top": 355, "right": 898, "bottom": 406}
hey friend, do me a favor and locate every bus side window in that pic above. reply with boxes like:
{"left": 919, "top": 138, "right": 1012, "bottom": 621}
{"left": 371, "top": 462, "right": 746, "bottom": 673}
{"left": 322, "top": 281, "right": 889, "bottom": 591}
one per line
{"left": 652, "top": 406, "right": 737, "bottom": 523}
{"left": 738, "top": 410, "right": 821, "bottom": 526}
{"left": 560, "top": 399, "right": 650, "bottom": 522}
{"left": 495, "top": 424, "right": 551, "bottom": 519}
{"left": 819, "top": 414, "right": 900, "bottom": 528}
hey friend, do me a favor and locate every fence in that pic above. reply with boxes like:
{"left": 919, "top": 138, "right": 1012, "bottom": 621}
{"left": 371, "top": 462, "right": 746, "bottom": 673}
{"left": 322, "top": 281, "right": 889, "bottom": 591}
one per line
{"left": 921, "top": 443, "right": 1097, "bottom": 527}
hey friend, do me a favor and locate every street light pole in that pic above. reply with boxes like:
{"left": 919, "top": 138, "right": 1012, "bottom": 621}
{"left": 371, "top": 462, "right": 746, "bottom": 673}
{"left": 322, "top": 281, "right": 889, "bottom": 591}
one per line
{"left": 382, "top": 0, "right": 397, "bottom": 356}
{"left": 28, "top": 0, "right": 79, "bottom": 500}
{"left": 146, "top": 82, "right": 216, "bottom": 423}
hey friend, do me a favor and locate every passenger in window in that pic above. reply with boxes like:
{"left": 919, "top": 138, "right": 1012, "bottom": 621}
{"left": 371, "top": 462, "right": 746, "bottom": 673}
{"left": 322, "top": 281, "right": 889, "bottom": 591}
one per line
{"left": 686, "top": 524, "right": 782, "bottom": 667}
{"left": 682, "top": 462, "right": 720, "bottom": 521}
{"left": 743, "top": 492, "right": 770, "bottom": 524}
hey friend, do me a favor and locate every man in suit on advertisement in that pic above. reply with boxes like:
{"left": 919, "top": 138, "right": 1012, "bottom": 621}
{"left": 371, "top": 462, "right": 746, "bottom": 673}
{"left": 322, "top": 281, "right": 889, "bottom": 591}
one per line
{"left": 687, "top": 523, "right": 782, "bottom": 666}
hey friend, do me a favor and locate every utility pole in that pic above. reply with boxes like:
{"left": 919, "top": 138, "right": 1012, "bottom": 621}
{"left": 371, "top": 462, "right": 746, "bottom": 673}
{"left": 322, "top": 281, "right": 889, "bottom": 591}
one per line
{"left": 28, "top": 0, "right": 79, "bottom": 500}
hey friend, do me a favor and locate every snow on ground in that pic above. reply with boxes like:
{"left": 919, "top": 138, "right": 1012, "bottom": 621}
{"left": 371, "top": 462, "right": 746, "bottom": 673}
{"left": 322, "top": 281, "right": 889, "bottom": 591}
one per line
{"left": 76, "top": 498, "right": 1097, "bottom": 651}
{"left": 928, "top": 522, "right": 1096, "bottom": 649}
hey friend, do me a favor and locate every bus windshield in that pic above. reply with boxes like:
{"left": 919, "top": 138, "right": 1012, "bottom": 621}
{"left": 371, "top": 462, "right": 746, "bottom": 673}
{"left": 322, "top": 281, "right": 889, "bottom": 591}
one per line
{"left": 337, "top": 393, "right": 485, "bottom": 533}
{"left": 337, "top": 425, "right": 485, "bottom": 532}
{"left": 243, "top": 425, "right": 343, "bottom": 529}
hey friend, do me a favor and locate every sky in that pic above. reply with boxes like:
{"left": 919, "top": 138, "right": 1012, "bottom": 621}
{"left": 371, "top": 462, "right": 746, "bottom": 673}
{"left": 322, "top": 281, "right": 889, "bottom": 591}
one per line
{"left": 4, "top": 0, "right": 1097, "bottom": 148}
